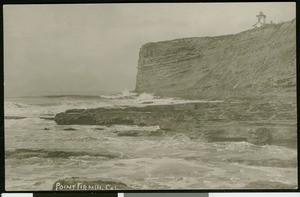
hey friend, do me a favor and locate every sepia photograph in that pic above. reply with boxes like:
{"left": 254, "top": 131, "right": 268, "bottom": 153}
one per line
{"left": 4, "top": 2, "right": 297, "bottom": 191}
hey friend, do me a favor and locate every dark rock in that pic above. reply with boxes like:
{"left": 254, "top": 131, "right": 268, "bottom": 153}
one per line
{"left": 247, "top": 127, "right": 272, "bottom": 145}
{"left": 76, "top": 115, "right": 96, "bottom": 125}
{"left": 5, "top": 116, "right": 27, "bottom": 120}
{"left": 149, "top": 129, "right": 165, "bottom": 136}
{"left": 244, "top": 181, "right": 297, "bottom": 189}
{"left": 142, "top": 101, "right": 154, "bottom": 104}
{"left": 117, "top": 130, "right": 140, "bottom": 137}
{"left": 116, "top": 129, "right": 164, "bottom": 137}
{"left": 5, "top": 149, "right": 120, "bottom": 159}
{"left": 63, "top": 128, "right": 77, "bottom": 131}
{"left": 93, "top": 128, "right": 105, "bottom": 130}
{"left": 40, "top": 117, "right": 55, "bottom": 120}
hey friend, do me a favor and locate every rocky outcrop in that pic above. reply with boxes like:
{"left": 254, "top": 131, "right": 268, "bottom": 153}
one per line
{"left": 54, "top": 101, "right": 296, "bottom": 147}
{"left": 135, "top": 20, "right": 296, "bottom": 102}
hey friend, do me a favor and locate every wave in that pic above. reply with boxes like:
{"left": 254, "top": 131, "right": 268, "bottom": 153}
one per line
{"left": 4, "top": 100, "right": 112, "bottom": 117}
{"left": 4, "top": 91, "right": 224, "bottom": 118}
{"left": 34, "top": 90, "right": 138, "bottom": 100}
{"left": 135, "top": 92, "right": 157, "bottom": 101}
{"left": 100, "top": 90, "right": 137, "bottom": 99}
{"left": 41, "top": 95, "right": 104, "bottom": 99}
{"left": 5, "top": 148, "right": 122, "bottom": 159}
{"left": 133, "top": 92, "right": 223, "bottom": 106}
{"left": 13, "top": 93, "right": 107, "bottom": 99}
{"left": 226, "top": 157, "right": 297, "bottom": 168}
{"left": 5, "top": 101, "right": 31, "bottom": 109}
{"left": 5, "top": 101, "right": 44, "bottom": 117}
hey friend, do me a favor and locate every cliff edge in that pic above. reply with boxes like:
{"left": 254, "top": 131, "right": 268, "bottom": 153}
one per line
{"left": 135, "top": 20, "right": 296, "bottom": 102}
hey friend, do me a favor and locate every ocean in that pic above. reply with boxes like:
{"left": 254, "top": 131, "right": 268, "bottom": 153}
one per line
{"left": 4, "top": 90, "right": 297, "bottom": 190}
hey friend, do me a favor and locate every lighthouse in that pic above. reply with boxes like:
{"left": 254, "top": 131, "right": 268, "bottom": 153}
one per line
{"left": 253, "top": 11, "right": 267, "bottom": 28}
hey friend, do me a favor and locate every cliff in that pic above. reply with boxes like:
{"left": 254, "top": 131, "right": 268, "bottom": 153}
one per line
{"left": 54, "top": 20, "right": 297, "bottom": 149}
{"left": 135, "top": 20, "right": 296, "bottom": 102}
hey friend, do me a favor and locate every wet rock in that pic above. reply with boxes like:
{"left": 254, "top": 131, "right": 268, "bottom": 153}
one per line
{"left": 54, "top": 101, "right": 296, "bottom": 148}
{"left": 247, "top": 127, "right": 272, "bottom": 145}
{"left": 244, "top": 181, "right": 297, "bottom": 189}
{"left": 5, "top": 116, "right": 27, "bottom": 120}
{"left": 149, "top": 129, "right": 164, "bottom": 136}
{"left": 142, "top": 101, "right": 154, "bottom": 104}
{"left": 117, "top": 130, "right": 140, "bottom": 137}
{"left": 5, "top": 149, "right": 47, "bottom": 159}
{"left": 76, "top": 115, "right": 96, "bottom": 125}
{"left": 116, "top": 129, "right": 164, "bottom": 137}
{"left": 5, "top": 149, "right": 120, "bottom": 159}
{"left": 93, "top": 128, "right": 105, "bottom": 130}
{"left": 40, "top": 117, "right": 55, "bottom": 120}
{"left": 55, "top": 112, "right": 95, "bottom": 125}
{"left": 63, "top": 128, "right": 77, "bottom": 131}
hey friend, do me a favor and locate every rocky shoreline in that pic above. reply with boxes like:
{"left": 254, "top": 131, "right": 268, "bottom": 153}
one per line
{"left": 54, "top": 99, "right": 296, "bottom": 148}
{"left": 54, "top": 20, "right": 296, "bottom": 149}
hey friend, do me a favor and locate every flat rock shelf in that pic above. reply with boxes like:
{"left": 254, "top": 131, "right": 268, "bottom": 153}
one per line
{"left": 55, "top": 100, "right": 296, "bottom": 148}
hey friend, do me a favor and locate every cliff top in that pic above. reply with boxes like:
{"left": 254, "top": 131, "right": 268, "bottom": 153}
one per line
{"left": 141, "top": 19, "right": 296, "bottom": 49}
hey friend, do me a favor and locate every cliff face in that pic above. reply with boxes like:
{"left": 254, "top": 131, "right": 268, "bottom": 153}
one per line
{"left": 135, "top": 20, "right": 296, "bottom": 102}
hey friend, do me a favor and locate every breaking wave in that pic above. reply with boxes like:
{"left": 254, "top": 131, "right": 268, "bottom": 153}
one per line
{"left": 38, "top": 95, "right": 104, "bottom": 99}
{"left": 5, "top": 90, "right": 220, "bottom": 118}
{"left": 100, "top": 90, "right": 137, "bottom": 99}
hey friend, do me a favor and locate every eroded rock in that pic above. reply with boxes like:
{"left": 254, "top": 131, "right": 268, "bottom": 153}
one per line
{"left": 54, "top": 101, "right": 296, "bottom": 148}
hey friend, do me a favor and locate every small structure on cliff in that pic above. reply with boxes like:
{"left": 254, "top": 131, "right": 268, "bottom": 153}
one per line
{"left": 253, "top": 11, "right": 267, "bottom": 28}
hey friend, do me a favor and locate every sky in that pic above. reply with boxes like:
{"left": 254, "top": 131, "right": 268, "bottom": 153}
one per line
{"left": 4, "top": 2, "right": 296, "bottom": 96}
